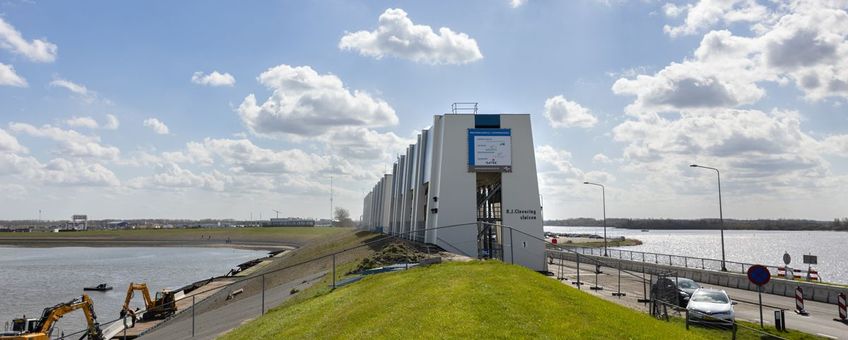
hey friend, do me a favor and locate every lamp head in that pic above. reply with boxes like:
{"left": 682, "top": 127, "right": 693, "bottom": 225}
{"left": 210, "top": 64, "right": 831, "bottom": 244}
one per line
{"left": 690, "top": 164, "right": 698, "bottom": 168}
{"left": 583, "top": 181, "right": 590, "bottom": 184}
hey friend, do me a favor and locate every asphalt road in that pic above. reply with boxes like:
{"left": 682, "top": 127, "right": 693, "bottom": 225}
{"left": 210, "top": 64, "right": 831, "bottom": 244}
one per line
{"left": 549, "top": 258, "right": 848, "bottom": 339}
{"left": 140, "top": 271, "right": 327, "bottom": 340}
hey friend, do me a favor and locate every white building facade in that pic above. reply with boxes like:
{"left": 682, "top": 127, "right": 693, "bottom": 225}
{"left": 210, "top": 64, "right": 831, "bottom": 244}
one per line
{"left": 362, "top": 113, "right": 545, "bottom": 271}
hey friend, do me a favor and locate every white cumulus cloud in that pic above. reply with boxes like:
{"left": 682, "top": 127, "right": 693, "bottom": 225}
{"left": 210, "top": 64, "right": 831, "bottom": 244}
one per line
{"left": 104, "top": 114, "right": 120, "bottom": 130}
{"left": 65, "top": 116, "right": 99, "bottom": 129}
{"left": 191, "top": 71, "right": 236, "bottom": 87}
{"left": 0, "top": 128, "right": 26, "bottom": 153}
{"left": 65, "top": 115, "right": 119, "bottom": 130}
{"left": 0, "top": 17, "right": 58, "bottom": 62}
{"left": 143, "top": 118, "right": 170, "bottom": 135}
{"left": 543, "top": 95, "right": 598, "bottom": 128}
{"left": 662, "top": 0, "right": 771, "bottom": 38}
{"left": 8, "top": 123, "right": 120, "bottom": 160}
{"left": 129, "top": 163, "right": 229, "bottom": 192}
{"left": 200, "top": 138, "right": 330, "bottom": 174}
{"left": 339, "top": 8, "right": 483, "bottom": 65}
{"left": 39, "top": 158, "right": 120, "bottom": 187}
{"left": 238, "top": 64, "right": 398, "bottom": 138}
{"left": 50, "top": 78, "right": 88, "bottom": 95}
{"left": 593, "top": 153, "right": 612, "bottom": 164}
{"left": 615, "top": 2, "right": 848, "bottom": 112}
{"left": 0, "top": 63, "right": 27, "bottom": 87}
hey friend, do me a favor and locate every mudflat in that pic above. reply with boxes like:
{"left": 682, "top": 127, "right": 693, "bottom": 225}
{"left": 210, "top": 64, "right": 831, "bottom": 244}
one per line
{"left": 0, "top": 227, "right": 344, "bottom": 251}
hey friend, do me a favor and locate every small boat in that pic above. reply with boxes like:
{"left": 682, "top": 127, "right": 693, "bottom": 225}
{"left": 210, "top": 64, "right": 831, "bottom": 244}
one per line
{"left": 83, "top": 283, "right": 113, "bottom": 291}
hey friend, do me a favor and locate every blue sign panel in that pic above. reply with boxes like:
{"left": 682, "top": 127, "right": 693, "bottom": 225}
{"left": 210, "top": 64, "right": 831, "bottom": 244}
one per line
{"left": 467, "top": 129, "right": 512, "bottom": 169}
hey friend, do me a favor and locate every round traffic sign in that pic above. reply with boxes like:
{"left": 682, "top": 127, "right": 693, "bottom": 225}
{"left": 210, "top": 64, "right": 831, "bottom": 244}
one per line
{"left": 551, "top": 238, "right": 558, "bottom": 245}
{"left": 747, "top": 265, "right": 771, "bottom": 286}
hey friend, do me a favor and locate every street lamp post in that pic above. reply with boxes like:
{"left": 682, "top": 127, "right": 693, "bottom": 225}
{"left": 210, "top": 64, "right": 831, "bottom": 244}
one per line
{"left": 584, "top": 181, "right": 608, "bottom": 257}
{"left": 690, "top": 164, "right": 727, "bottom": 271}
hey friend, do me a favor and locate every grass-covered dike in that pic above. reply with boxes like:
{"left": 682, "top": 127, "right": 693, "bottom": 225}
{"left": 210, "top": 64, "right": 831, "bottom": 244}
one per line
{"left": 224, "top": 261, "right": 724, "bottom": 339}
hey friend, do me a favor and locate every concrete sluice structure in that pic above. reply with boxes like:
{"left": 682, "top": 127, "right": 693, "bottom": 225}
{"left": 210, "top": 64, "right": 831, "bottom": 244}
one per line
{"left": 363, "top": 111, "right": 545, "bottom": 271}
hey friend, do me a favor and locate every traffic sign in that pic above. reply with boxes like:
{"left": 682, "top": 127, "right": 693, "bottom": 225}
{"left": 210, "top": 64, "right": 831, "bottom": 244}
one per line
{"left": 747, "top": 265, "right": 771, "bottom": 286}
{"left": 783, "top": 252, "right": 791, "bottom": 265}
{"left": 551, "top": 238, "right": 558, "bottom": 245}
{"left": 803, "top": 254, "right": 817, "bottom": 265}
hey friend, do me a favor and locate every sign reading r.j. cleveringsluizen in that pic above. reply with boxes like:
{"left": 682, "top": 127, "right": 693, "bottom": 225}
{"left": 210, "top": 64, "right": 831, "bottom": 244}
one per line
{"left": 468, "top": 129, "right": 511, "bottom": 170}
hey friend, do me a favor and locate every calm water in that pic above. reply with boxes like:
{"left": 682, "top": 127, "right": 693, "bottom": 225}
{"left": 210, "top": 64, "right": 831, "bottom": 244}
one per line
{"left": 0, "top": 247, "right": 265, "bottom": 336}
{"left": 545, "top": 226, "right": 848, "bottom": 284}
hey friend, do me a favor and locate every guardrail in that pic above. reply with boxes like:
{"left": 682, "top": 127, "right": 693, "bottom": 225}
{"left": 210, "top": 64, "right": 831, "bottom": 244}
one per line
{"left": 561, "top": 246, "right": 817, "bottom": 281}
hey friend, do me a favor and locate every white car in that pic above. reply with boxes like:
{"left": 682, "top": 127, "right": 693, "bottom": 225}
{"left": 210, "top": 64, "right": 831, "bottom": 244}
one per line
{"left": 686, "top": 288, "right": 736, "bottom": 325}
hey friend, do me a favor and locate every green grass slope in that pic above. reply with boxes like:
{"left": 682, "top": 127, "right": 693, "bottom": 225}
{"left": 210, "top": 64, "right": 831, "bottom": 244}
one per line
{"left": 223, "top": 261, "right": 716, "bottom": 340}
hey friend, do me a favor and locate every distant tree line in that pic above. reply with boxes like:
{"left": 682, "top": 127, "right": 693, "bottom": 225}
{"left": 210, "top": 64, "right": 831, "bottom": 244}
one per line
{"left": 545, "top": 218, "right": 848, "bottom": 231}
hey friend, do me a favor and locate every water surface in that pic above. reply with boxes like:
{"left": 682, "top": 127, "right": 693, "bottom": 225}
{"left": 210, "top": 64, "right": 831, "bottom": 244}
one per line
{"left": 0, "top": 246, "right": 265, "bottom": 336}
{"left": 545, "top": 226, "right": 848, "bottom": 284}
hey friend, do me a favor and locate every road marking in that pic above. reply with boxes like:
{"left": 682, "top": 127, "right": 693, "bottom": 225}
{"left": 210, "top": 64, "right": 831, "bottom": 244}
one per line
{"left": 815, "top": 333, "right": 837, "bottom": 339}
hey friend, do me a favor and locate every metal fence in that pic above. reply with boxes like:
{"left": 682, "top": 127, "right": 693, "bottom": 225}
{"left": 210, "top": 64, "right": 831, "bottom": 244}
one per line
{"left": 547, "top": 246, "right": 793, "bottom": 340}
{"left": 46, "top": 223, "right": 793, "bottom": 339}
{"left": 51, "top": 222, "right": 513, "bottom": 339}
{"left": 565, "top": 246, "right": 790, "bottom": 277}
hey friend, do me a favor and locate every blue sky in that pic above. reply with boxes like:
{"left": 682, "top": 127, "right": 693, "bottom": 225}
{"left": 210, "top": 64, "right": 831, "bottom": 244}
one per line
{"left": 1, "top": 0, "right": 847, "bottom": 221}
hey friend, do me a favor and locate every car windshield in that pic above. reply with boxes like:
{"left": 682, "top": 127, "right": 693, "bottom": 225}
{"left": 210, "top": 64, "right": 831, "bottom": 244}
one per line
{"left": 677, "top": 279, "right": 699, "bottom": 289}
{"left": 691, "top": 291, "right": 729, "bottom": 303}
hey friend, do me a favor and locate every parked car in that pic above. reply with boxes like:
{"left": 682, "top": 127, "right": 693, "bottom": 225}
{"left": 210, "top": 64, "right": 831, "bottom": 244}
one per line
{"left": 686, "top": 288, "right": 736, "bottom": 325}
{"left": 675, "top": 278, "right": 701, "bottom": 306}
{"left": 651, "top": 277, "right": 701, "bottom": 307}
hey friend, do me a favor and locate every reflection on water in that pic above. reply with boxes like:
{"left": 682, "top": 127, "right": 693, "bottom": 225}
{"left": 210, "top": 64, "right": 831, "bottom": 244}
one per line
{"left": 0, "top": 247, "right": 265, "bottom": 335}
{"left": 545, "top": 226, "right": 848, "bottom": 284}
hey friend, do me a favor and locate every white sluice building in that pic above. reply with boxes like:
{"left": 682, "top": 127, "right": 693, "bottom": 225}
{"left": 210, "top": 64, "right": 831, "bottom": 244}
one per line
{"left": 362, "top": 112, "right": 545, "bottom": 271}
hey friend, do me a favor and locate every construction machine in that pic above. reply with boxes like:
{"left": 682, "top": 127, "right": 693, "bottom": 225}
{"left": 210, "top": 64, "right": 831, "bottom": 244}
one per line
{"left": 120, "top": 283, "right": 177, "bottom": 324}
{"left": 0, "top": 294, "right": 103, "bottom": 340}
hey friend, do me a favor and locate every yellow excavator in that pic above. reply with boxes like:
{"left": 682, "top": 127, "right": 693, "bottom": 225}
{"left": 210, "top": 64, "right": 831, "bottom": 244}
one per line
{"left": 120, "top": 283, "right": 177, "bottom": 324}
{"left": 0, "top": 294, "right": 103, "bottom": 340}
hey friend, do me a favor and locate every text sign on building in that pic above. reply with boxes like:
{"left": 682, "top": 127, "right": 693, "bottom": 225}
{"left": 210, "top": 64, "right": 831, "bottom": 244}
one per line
{"left": 468, "top": 129, "right": 512, "bottom": 172}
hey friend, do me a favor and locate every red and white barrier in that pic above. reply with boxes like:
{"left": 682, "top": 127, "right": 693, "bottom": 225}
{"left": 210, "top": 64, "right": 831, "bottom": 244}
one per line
{"left": 795, "top": 287, "right": 809, "bottom": 315}
{"left": 778, "top": 266, "right": 799, "bottom": 279}
{"left": 838, "top": 293, "right": 847, "bottom": 321}
{"left": 777, "top": 266, "right": 819, "bottom": 281}
{"left": 807, "top": 268, "right": 820, "bottom": 281}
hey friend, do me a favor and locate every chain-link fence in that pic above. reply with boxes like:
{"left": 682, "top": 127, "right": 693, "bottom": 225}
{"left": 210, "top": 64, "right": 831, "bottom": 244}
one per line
{"left": 39, "top": 223, "right": 800, "bottom": 340}
{"left": 50, "top": 222, "right": 528, "bottom": 339}
{"left": 547, "top": 246, "right": 801, "bottom": 340}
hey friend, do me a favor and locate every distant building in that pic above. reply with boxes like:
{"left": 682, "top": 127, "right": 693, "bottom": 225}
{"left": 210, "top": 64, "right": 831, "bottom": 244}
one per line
{"left": 362, "top": 111, "right": 545, "bottom": 271}
{"left": 71, "top": 214, "right": 88, "bottom": 230}
{"left": 107, "top": 221, "right": 129, "bottom": 229}
{"left": 0, "top": 227, "right": 32, "bottom": 232}
{"left": 265, "top": 218, "right": 316, "bottom": 227}
{"left": 314, "top": 219, "right": 333, "bottom": 227}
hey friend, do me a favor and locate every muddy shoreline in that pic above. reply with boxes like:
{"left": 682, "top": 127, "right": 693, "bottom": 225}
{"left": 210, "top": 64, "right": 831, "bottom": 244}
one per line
{"left": 0, "top": 237, "right": 296, "bottom": 251}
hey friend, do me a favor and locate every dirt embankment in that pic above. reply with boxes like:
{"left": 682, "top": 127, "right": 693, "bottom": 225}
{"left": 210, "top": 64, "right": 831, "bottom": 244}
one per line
{"left": 0, "top": 227, "right": 342, "bottom": 251}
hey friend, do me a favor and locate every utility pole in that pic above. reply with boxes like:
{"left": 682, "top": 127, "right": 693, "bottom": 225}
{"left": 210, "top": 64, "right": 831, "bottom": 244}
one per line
{"left": 330, "top": 176, "right": 334, "bottom": 223}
